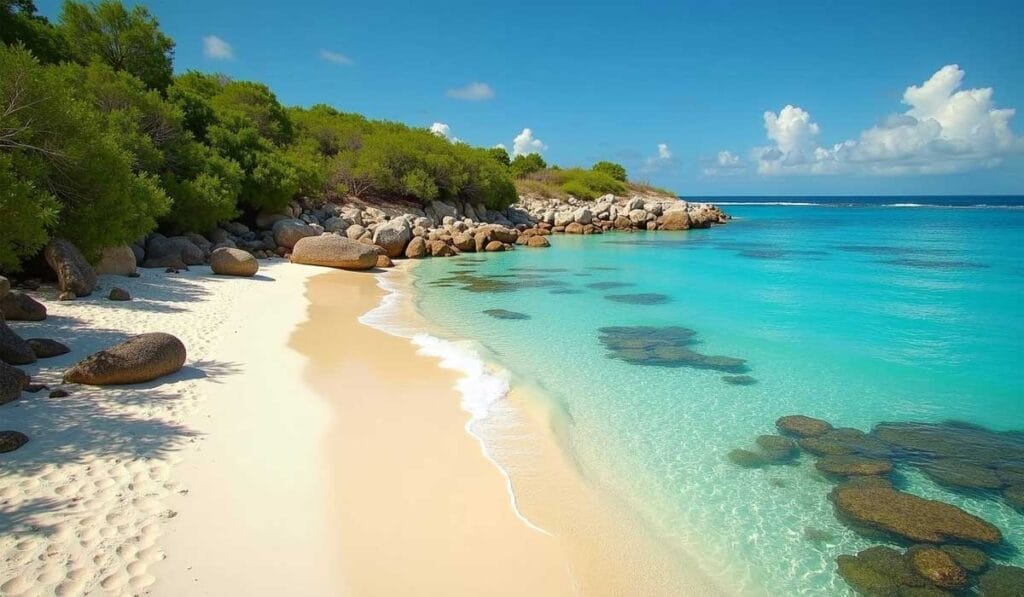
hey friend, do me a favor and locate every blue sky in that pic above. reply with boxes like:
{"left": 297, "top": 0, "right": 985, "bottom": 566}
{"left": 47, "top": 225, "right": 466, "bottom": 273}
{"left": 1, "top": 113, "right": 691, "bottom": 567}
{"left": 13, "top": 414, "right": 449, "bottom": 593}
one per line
{"left": 38, "top": 0, "right": 1024, "bottom": 196}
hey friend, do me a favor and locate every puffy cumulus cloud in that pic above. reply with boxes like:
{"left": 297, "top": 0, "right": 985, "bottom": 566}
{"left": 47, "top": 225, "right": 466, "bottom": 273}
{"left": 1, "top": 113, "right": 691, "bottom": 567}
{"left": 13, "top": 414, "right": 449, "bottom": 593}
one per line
{"left": 429, "top": 122, "right": 461, "bottom": 143}
{"left": 512, "top": 128, "right": 546, "bottom": 156}
{"left": 319, "top": 50, "right": 353, "bottom": 66}
{"left": 715, "top": 65, "right": 1022, "bottom": 177}
{"left": 658, "top": 143, "right": 672, "bottom": 159}
{"left": 446, "top": 82, "right": 495, "bottom": 101}
{"left": 202, "top": 35, "right": 233, "bottom": 60}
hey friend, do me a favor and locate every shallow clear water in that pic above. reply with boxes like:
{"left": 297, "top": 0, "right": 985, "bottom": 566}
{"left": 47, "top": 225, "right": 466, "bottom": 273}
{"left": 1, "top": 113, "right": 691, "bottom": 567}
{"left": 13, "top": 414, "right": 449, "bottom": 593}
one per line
{"left": 407, "top": 204, "right": 1024, "bottom": 595}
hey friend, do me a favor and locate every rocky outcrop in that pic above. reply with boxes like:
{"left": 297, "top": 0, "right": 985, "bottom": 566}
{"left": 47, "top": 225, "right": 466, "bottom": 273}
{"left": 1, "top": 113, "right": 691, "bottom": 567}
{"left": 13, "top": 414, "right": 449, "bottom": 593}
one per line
{"left": 0, "top": 291, "right": 45, "bottom": 321}
{"left": 95, "top": 246, "right": 138, "bottom": 276}
{"left": 44, "top": 238, "right": 97, "bottom": 297}
{"left": 830, "top": 484, "right": 1002, "bottom": 545}
{"left": 143, "top": 234, "right": 205, "bottom": 268}
{"left": 1, "top": 360, "right": 29, "bottom": 405}
{"left": 64, "top": 332, "right": 186, "bottom": 386}
{"left": 289, "top": 235, "right": 378, "bottom": 270}
{"left": 210, "top": 247, "right": 259, "bottom": 277}
{"left": 0, "top": 318, "right": 36, "bottom": 365}
{"left": 405, "top": 236, "right": 427, "bottom": 259}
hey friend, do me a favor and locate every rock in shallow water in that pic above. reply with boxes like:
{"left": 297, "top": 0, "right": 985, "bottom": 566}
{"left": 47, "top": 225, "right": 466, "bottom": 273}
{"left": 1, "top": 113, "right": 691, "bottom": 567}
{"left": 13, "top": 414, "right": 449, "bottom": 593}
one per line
{"left": 776, "top": 415, "right": 833, "bottom": 438}
{"left": 0, "top": 430, "right": 29, "bottom": 453}
{"left": 907, "top": 546, "right": 968, "bottom": 590}
{"left": 598, "top": 325, "right": 748, "bottom": 373}
{"left": 830, "top": 485, "right": 1002, "bottom": 545}
{"left": 816, "top": 455, "right": 894, "bottom": 477}
{"left": 482, "top": 309, "right": 530, "bottom": 320}
{"left": 721, "top": 375, "right": 757, "bottom": 385}
{"left": 978, "top": 565, "right": 1024, "bottom": 597}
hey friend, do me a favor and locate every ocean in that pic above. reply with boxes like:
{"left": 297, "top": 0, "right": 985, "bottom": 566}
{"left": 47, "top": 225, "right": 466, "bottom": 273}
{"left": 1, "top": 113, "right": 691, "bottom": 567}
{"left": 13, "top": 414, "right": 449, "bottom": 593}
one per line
{"left": 367, "top": 197, "right": 1024, "bottom": 595}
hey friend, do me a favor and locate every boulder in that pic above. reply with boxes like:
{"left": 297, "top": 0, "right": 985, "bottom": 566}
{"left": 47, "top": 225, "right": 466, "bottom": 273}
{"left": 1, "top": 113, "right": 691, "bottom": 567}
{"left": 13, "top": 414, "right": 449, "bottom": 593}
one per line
{"left": 908, "top": 547, "right": 967, "bottom": 589}
{"left": 427, "top": 240, "right": 457, "bottom": 257}
{"left": 830, "top": 485, "right": 1002, "bottom": 545}
{"left": 484, "top": 241, "right": 505, "bottom": 252}
{"left": 1, "top": 360, "right": 29, "bottom": 405}
{"left": 44, "top": 238, "right": 96, "bottom": 296}
{"left": 573, "top": 207, "right": 593, "bottom": 225}
{"left": 0, "top": 275, "right": 8, "bottom": 299}
{"left": 95, "top": 246, "right": 137, "bottom": 276}
{"left": 453, "top": 232, "right": 476, "bottom": 252}
{"left": 405, "top": 236, "right": 428, "bottom": 259}
{"left": 526, "top": 236, "right": 550, "bottom": 248}
{"left": 289, "top": 235, "right": 378, "bottom": 270}
{"left": 26, "top": 338, "right": 70, "bottom": 359}
{"left": 939, "top": 545, "right": 988, "bottom": 574}
{"left": 628, "top": 209, "right": 649, "bottom": 224}
{"left": 0, "top": 291, "right": 46, "bottom": 321}
{"left": 64, "top": 332, "right": 186, "bottom": 386}
{"left": 565, "top": 222, "right": 585, "bottom": 234}
{"left": 323, "top": 217, "right": 349, "bottom": 234}
{"left": 345, "top": 224, "right": 367, "bottom": 240}
{"left": 798, "top": 427, "right": 891, "bottom": 458}
{"left": 255, "top": 211, "right": 288, "bottom": 230}
{"left": 0, "top": 318, "right": 35, "bottom": 365}
{"left": 210, "top": 248, "right": 259, "bottom": 277}
{"left": 816, "top": 455, "right": 894, "bottom": 476}
{"left": 0, "top": 430, "right": 29, "bottom": 453}
{"left": 553, "top": 211, "right": 574, "bottom": 228}
{"left": 756, "top": 434, "right": 798, "bottom": 462}
{"left": 727, "top": 448, "right": 769, "bottom": 468}
{"left": 147, "top": 235, "right": 205, "bottom": 266}
{"left": 1005, "top": 485, "right": 1024, "bottom": 510}
{"left": 776, "top": 415, "right": 833, "bottom": 437}
{"left": 660, "top": 210, "right": 692, "bottom": 231}
{"left": 627, "top": 196, "right": 645, "bottom": 210}
{"left": 372, "top": 219, "right": 412, "bottom": 258}
{"left": 273, "top": 218, "right": 318, "bottom": 249}
{"left": 108, "top": 287, "right": 131, "bottom": 301}
{"left": 613, "top": 215, "right": 632, "bottom": 230}
{"left": 375, "top": 255, "right": 394, "bottom": 268}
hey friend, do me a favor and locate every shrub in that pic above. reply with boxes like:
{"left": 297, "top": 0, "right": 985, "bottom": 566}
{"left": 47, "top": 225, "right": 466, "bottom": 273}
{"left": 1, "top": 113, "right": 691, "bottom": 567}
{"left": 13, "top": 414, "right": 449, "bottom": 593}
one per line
{"left": 592, "top": 160, "right": 627, "bottom": 182}
{"left": 509, "top": 153, "right": 546, "bottom": 179}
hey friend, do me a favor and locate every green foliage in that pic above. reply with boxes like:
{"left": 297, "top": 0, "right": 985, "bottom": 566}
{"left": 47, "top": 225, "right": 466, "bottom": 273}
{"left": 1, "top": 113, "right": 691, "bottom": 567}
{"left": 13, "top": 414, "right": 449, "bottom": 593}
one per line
{"left": 592, "top": 160, "right": 627, "bottom": 182}
{"left": 0, "top": 154, "right": 59, "bottom": 271}
{"left": 211, "top": 81, "right": 293, "bottom": 145}
{"left": 59, "top": 0, "right": 174, "bottom": 90}
{"left": 0, "top": 45, "right": 169, "bottom": 268}
{"left": 515, "top": 165, "right": 627, "bottom": 201}
{"left": 1, "top": 0, "right": 70, "bottom": 62}
{"left": 509, "top": 152, "right": 547, "bottom": 179}
{"left": 487, "top": 146, "right": 511, "bottom": 166}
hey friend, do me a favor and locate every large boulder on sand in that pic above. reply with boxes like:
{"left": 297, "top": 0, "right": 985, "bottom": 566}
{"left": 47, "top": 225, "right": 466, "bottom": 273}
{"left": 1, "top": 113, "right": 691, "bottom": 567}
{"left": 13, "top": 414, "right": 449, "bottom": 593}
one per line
{"left": 273, "top": 218, "right": 318, "bottom": 249}
{"left": 144, "top": 235, "right": 205, "bottom": 268}
{"left": 210, "top": 247, "right": 259, "bottom": 277}
{"left": 1, "top": 360, "right": 30, "bottom": 405}
{"left": 830, "top": 484, "right": 1002, "bottom": 545}
{"left": 44, "top": 238, "right": 97, "bottom": 297}
{"left": 64, "top": 332, "right": 186, "bottom": 386}
{"left": 372, "top": 219, "right": 413, "bottom": 258}
{"left": 290, "top": 235, "right": 378, "bottom": 270}
{"left": 0, "top": 318, "right": 36, "bottom": 365}
{"left": 405, "top": 236, "right": 428, "bottom": 259}
{"left": 95, "top": 246, "right": 138, "bottom": 276}
{"left": 26, "top": 338, "right": 70, "bottom": 359}
{"left": 1, "top": 291, "right": 46, "bottom": 321}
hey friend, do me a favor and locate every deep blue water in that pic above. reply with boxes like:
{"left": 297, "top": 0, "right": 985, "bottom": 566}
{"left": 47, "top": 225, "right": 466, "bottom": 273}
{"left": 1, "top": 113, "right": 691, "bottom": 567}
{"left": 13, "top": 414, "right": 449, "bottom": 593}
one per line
{"left": 405, "top": 199, "right": 1024, "bottom": 595}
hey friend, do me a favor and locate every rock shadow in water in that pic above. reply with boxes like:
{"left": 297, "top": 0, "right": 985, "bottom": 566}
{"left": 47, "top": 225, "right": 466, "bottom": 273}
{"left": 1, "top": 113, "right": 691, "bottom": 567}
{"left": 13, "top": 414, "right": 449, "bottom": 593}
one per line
{"left": 586, "top": 281, "right": 634, "bottom": 290}
{"left": 604, "top": 293, "right": 671, "bottom": 305}
{"left": 435, "top": 271, "right": 567, "bottom": 293}
{"left": 878, "top": 258, "right": 988, "bottom": 271}
{"left": 483, "top": 309, "right": 531, "bottom": 320}
{"left": 722, "top": 375, "right": 757, "bottom": 385}
{"left": 598, "top": 326, "right": 748, "bottom": 372}
{"left": 549, "top": 288, "right": 583, "bottom": 295}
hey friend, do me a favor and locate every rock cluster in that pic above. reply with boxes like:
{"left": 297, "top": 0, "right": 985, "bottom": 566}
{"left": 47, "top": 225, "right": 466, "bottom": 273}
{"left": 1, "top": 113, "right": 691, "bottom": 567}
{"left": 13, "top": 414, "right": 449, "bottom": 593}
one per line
{"left": 515, "top": 193, "right": 728, "bottom": 233}
{"left": 598, "top": 325, "right": 748, "bottom": 372}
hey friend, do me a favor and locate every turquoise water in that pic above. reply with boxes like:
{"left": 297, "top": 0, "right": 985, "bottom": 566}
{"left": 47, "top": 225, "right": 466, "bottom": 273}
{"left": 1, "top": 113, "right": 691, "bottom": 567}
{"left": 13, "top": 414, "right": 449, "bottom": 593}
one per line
{"left": 406, "top": 205, "right": 1024, "bottom": 595}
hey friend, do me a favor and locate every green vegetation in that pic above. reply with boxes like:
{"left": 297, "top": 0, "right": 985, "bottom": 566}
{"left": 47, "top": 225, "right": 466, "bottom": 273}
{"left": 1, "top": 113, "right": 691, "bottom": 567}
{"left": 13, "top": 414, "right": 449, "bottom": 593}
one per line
{"left": 591, "top": 160, "right": 627, "bottom": 182}
{"left": 515, "top": 162, "right": 628, "bottom": 200}
{"left": 0, "top": 0, "right": 521, "bottom": 272}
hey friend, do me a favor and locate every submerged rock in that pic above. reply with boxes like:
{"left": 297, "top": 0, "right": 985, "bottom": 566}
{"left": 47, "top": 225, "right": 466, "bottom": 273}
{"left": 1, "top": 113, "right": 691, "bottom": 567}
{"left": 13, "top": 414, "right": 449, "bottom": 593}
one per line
{"left": 727, "top": 448, "right": 769, "bottom": 468}
{"left": 0, "top": 430, "right": 29, "bottom": 453}
{"left": 598, "top": 326, "right": 748, "bottom": 373}
{"left": 482, "top": 309, "right": 530, "bottom": 320}
{"left": 836, "top": 554, "right": 901, "bottom": 596}
{"left": 907, "top": 546, "right": 967, "bottom": 590}
{"left": 977, "top": 565, "right": 1024, "bottom": 597}
{"left": 776, "top": 415, "right": 833, "bottom": 438}
{"left": 830, "top": 485, "right": 1002, "bottom": 545}
{"left": 1004, "top": 485, "right": 1024, "bottom": 511}
{"left": 938, "top": 545, "right": 988, "bottom": 574}
{"left": 816, "top": 455, "right": 894, "bottom": 477}
{"left": 722, "top": 375, "right": 757, "bottom": 385}
{"left": 798, "top": 427, "right": 891, "bottom": 458}
{"left": 756, "top": 435, "right": 798, "bottom": 462}
{"left": 603, "top": 293, "right": 670, "bottom": 305}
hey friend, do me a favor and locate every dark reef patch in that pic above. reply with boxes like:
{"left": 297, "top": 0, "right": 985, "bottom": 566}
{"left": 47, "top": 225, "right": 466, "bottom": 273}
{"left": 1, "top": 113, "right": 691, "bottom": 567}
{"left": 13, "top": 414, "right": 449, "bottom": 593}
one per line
{"left": 586, "top": 281, "right": 635, "bottom": 290}
{"left": 483, "top": 309, "right": 531, "bottom": 320}
{"left": 433, "top": 271, "right": 568, "bottom": 293}
{"left": 836, "top": 244, "right": 954, "bottom": 257}
{"left": 878, "top": 258, "right": 988, "bottom": 270}
{"left": 598, "top": 326, "right": 748, "bottom": 372}
{"left": 604, "top": 293, "right": 671, "bottom": 305}
{"left": 722, "top": 375, "right": 757, "bottom": 385}
{"left": 549, "top": 288, "right": 584, "bottom": 295}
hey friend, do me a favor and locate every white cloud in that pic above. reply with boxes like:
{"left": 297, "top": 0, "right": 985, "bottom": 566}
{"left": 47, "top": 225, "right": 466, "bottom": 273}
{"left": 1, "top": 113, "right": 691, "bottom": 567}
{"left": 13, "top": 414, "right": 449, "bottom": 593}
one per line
{"left": 703, "top": 150, "right": 746, "bottom": 176}
{"left": 642, "top": 142, "right": 674, "bottom": 172}
{"left": 320, "top": 49, "right": 353, "bottom": 66}
{"left": 430, "top": 122, "right": 451, "bottom": 138}
{"left": 716, "top": 65, "right": 1022, "bottom": 177}
{"left": 494, "top": 143, "right": 507, "bottom": 150}
{"left": 202, "top": 35, "right": 233, "bottom": 60}
{"left": 446, "top": 82, "right": 495, "bottom": 101}
{"left": 513, "top": 128, "right": 546, "bottom": 156}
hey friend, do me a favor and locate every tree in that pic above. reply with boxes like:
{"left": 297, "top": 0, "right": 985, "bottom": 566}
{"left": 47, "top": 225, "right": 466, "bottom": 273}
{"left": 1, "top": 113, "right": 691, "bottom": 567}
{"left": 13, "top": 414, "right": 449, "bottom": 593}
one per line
{"left": 1, "top": 0, "right": 70, "bottom": 63}
{"left": 0, "top": 45, "right": 169, "bottom": 269}
{"left": 509, "top": 152, "right": 547, "bottom": 179}
{"left": 592, "top": 160, "right": 627, "bottom": 182}
{"left": 59, "top": 0, "right": 174, "bottom": 90}
{"left": 487, "top": 146, "right": 510, "bottom": 166}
